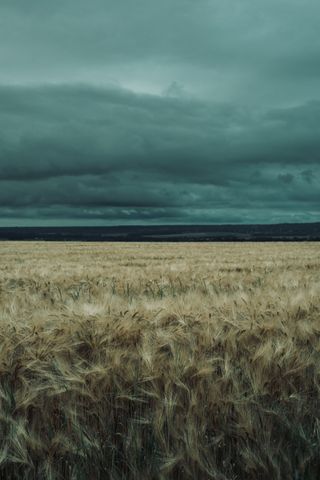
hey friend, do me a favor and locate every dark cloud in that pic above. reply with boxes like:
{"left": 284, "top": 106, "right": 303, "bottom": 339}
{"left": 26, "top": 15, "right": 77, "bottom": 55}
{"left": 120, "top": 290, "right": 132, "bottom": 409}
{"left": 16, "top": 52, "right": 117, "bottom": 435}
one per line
{"left": 0, "top": 0, "right": 319, "bottom": 225}
{"left": 0, "top": 84, "right": 319, "bottom": 224}
{"left": 301, "top": 170, "right": 315, "bottom": 184}
{"left": 278, "top": 174, "right": 294, "bottom": 185}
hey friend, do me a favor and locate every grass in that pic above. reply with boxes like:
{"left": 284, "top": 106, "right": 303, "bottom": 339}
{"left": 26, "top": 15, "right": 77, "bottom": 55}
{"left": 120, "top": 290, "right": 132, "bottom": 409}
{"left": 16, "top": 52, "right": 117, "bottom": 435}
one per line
{"left": 0, "top": 241, "right": 319, "bottom": 479}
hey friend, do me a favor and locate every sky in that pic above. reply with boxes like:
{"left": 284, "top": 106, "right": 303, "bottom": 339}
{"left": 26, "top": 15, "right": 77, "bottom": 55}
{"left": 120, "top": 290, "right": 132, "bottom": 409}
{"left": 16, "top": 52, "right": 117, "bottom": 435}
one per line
{"left": 0, "top": 0, "right": 319, "bottom": 226}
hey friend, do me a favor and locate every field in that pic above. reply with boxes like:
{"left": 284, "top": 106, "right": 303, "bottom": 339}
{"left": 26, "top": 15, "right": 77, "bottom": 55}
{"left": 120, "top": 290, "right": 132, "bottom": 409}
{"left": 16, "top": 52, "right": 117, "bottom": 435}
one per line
{"left": 0, "top": 242, "right": 319, "bottom": 479}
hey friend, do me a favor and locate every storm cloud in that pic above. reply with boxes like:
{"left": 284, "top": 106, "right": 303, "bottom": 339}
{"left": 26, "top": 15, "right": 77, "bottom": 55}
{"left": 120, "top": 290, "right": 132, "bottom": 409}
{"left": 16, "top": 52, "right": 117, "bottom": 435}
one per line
{"left": 0, "top": 0, "right": 319, "bottom": 225}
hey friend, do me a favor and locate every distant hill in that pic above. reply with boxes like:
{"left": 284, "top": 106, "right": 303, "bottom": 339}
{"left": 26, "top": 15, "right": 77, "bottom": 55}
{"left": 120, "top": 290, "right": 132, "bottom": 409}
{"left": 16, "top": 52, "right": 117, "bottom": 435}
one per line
{"left": 0, "top": 223, "right": 319, "bottom": 241}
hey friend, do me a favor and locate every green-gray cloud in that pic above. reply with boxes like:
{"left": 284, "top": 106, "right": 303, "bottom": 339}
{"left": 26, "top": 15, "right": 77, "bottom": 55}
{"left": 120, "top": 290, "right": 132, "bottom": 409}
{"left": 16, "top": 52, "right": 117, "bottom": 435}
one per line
{"left": 0, "top": 85, "right": 319, "bottom": 224}
{"left": 0, "top": 0, "right": 319, "bottom": 225}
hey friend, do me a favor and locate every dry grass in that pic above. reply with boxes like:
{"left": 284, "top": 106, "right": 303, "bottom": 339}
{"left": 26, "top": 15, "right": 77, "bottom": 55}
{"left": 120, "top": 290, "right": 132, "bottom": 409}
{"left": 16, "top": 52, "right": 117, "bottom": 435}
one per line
{"left": 0, "top": 241, "right": 319, "bottom": 479}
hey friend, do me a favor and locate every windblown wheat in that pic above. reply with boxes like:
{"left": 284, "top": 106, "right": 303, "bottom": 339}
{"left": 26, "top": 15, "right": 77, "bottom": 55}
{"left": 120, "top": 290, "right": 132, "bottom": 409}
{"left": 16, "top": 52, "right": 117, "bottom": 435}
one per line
{"left": 0, "top": 241, "right": 319, "bottom": 479}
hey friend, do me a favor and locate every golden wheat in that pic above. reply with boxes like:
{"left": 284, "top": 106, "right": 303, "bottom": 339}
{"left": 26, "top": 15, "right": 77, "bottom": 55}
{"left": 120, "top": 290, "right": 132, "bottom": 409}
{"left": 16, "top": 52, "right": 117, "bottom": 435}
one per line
{"left": 0, "top": 241, "right": 319, "bottom": 479}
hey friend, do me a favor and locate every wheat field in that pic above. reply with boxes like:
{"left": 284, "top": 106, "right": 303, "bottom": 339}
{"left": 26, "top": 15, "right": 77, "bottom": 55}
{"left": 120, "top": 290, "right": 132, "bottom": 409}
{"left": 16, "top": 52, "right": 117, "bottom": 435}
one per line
{"left": 0, "top": 241, "right": 319, "bottom": 479}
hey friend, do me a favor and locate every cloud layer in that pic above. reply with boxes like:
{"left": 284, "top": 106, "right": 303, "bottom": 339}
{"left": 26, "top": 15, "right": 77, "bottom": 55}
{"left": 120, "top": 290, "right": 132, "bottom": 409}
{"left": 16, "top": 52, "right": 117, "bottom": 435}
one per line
{"left": 0, "top": 0, "right": 319, "bottom": 224}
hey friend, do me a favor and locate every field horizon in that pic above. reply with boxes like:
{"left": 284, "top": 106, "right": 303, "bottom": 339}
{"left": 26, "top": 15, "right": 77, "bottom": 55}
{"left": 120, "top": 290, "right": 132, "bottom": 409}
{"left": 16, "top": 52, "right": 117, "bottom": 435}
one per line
{"left": 0, "top": 222, "right": 319, "bottom": 242}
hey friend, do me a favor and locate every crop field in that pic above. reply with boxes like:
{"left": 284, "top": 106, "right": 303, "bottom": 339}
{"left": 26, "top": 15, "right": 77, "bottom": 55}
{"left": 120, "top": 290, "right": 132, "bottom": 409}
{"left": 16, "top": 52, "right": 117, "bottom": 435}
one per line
{"left": 0, "top": 241, "right": 319, "bottom": 479}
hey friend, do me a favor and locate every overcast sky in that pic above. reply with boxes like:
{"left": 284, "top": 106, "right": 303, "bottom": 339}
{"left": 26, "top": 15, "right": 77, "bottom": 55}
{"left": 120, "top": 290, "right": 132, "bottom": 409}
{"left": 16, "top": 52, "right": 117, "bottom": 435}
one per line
{"left": 0, "top": 0, "right": 319, "bottom": 225}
